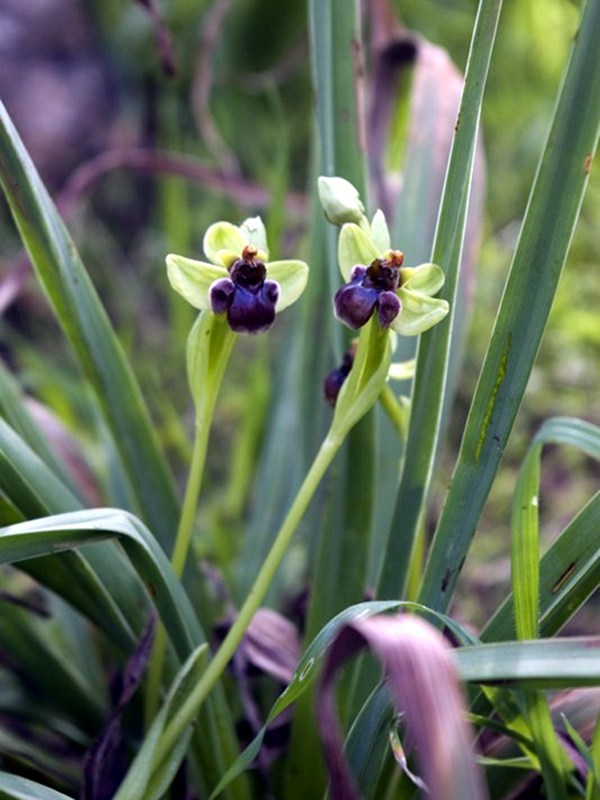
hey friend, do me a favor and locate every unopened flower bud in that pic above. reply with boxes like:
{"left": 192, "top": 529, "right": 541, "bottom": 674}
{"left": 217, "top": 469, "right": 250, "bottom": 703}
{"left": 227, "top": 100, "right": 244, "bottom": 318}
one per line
{"left": 318, "top": 176, "right": 366, "bottom": 226}
{"left": 323, "top": 345, "right": 356, "bottom": 406}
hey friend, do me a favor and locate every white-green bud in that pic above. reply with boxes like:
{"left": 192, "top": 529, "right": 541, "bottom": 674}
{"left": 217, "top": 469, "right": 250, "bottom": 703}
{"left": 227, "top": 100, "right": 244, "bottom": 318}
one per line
{"left": 318, "top": 176, "right": 366, "bottom": 226}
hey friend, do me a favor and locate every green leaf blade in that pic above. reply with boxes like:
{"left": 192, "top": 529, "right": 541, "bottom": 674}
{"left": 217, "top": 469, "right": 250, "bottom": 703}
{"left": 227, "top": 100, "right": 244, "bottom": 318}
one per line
{"left": 419, "top": 0, "right": 600, "bottom": 614}
{"left": 378, "top": 0, "right": 504, "bottom": 598}
{"left": 0, "top": 101, "right": 179, "bottom": 548}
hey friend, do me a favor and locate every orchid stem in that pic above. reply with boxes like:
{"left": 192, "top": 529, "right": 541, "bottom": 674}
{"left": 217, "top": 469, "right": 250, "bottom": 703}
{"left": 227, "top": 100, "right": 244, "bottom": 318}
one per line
{"left": 144, "top": 419, "right": 212, "bottom": 726}
{"left": 150, "top": 317, "right": 390, "bottom": 760}
{"left": 153, "top": 430, "right": 344, "bottom": 763}
{"left": 145, "top": 313, "right": 236, "bottom": 727}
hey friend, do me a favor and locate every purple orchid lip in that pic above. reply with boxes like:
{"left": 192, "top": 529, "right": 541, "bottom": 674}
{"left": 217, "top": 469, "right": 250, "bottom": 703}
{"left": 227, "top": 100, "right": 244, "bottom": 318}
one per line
{"left": 209, "top": 245, "right": 280, "bottom": 334}
{"left": 333, "top": 250, "right": 404, "bottom": 330}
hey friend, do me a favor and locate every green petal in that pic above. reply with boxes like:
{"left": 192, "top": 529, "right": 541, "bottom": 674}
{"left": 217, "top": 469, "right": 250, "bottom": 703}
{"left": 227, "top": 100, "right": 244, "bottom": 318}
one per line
{"left": 266, "top": 260, "right": 309, "bottom": 313}
{"left": 338, "top": 223, "right": 381, "bottom": 281}
{"left": 370, "top": 209, "right": 391, "bottom": 252}
{"left": 166, "top": 254, "right": 228, "bottom": 310}
{"left": 240, "top": 216, "right": 269, "bottom": 259}
{"left": 391, "top": 289, "right": 449, "bottom": 336}
{"left": 399, "top": 263, "right": 445, "bottom": 296}
{"left": 203, "top": 222, "right": 247, "bottom": 267}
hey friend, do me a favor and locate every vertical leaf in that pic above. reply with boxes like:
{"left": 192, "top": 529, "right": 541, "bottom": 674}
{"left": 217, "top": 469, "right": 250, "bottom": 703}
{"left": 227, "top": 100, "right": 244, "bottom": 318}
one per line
{"left": 0, "top": 101, "right": 179, "bottom": 548}
{"left": 419, "top": 0, "right": 600, "bottom": 613}
{"left": 378, "top": 0, "right": 503, "bottom": 598}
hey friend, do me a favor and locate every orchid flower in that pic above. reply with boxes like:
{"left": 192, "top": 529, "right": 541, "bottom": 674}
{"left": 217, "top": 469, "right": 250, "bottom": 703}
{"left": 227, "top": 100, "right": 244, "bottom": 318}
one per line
{"left": 334, "top": 217, "right": 449, "bottom": 336}
{"left": 166, "top": 216, "right": 308, "bottom": 334}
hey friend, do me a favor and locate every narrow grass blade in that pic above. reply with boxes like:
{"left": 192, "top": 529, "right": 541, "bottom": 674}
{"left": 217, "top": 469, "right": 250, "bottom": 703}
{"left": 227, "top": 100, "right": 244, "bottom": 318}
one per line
{"left": 520, "top": 691, "right": 570, "bottom": 800}
{"left": 419, "top": 0, "right": 600, "bottom": 613}
{"left": 510, "top": 419, "right": 600, "bottom": 798}
{"left": 0, "top": 362, "right": 80, "bottom": 499}
{"left": 0, "top": 510, "right": 248, "bottom": 799}
{"left": 0, "top": 419, "right": 81, "bottom": 517}
{"left": 484, "top": 490, "right": 600, "bottom": 641}
{"left": 456, "top": 638, "right": 600, "bottom": 688}
{"left": 0, "top": 101, "right": 179, "bottom": 547}
{"left": 0, "top": 595, "right": 105, "bottom": 734}
{"left": 113, "top": 645, "right": 206, "bottom": 800}
{"left": 0, "top": 726, "right": 80, "bottom": 792}
{"left": 512, "top": 417, "right": 600, "bottom": 641}
{"left": 476, "top": 421, "right": 600, "bottom": 793}
{"left": 378, "top": 0, "right": 503, "bottom": 598}
{"left": 0, "top": 772, "right": 75, "bottom": 800}
{"left": 587, "top": 713, "right": 600, "bottom": 799}
{"left": 0, "top": 418, "right": 147, "bottom": 650}
{"left": 344, "top": 685, "right": 396, "bottom": 800}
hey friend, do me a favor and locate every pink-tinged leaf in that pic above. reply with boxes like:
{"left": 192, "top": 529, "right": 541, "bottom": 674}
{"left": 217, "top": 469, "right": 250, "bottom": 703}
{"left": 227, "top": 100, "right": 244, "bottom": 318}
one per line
{"left": 216, "top": 608, "right": 301, "bottom": 775}
{"left": 240, "top": 608, "right": 301, "bottom": 685}
{"left": 316, "top": 613, "right": 488, "bottom": 800}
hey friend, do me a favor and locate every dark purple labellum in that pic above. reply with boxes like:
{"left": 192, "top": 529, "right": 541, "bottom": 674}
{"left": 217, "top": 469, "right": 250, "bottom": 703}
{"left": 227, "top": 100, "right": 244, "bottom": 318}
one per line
{"left": 333, "top": 255, "right": 403, "bottom": 330}
{"left": 225, "top": 280, "right": 279, "bottom": 333}
{"left": 209, "top": 248, "right": 280, "bottom": 334}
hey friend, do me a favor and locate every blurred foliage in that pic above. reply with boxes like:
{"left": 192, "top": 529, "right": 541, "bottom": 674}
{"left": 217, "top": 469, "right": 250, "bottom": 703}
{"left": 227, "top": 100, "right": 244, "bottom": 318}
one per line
{"left": 0, "top": 0, "right": 598, "bottom": 628}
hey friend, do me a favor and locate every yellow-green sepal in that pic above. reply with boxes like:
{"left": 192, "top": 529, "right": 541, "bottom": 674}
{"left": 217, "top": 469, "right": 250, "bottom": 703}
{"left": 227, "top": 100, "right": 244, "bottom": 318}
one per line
{"left": 240, "top": 216, "right": 269, "bottom": 257}
{"left": 166, "top": 254, "right": 227, "bottom": 310}
{"left": 266, "top": 259, "right": 310, "bottom": 313}
{"left": 370, "top": 209, "right": 391, "bottom": 252}
{"left": 400, "top": 263, "right": 445, "bottom": 296}
{"left": 391, "top": 291, "right": 449, "bottom": 336}
{"left": 338, "top": 223, "right": 380, "bottom": 281}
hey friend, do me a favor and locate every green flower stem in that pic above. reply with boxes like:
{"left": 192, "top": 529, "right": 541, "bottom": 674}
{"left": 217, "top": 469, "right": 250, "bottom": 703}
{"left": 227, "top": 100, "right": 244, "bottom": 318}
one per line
{"left": 145, "top": 419, "right": 213, "bottom": 724}
{"left": 146, "top": 312, "right": 236, "bottom": 725}
{"left": 171, "top": 413, "right": 214, "bottom": 577}
{"left": 151, "top": 317, "right": 390, "bottom": 764}
{"left": 154, "top": 432, "right": 343, "bottom": 763}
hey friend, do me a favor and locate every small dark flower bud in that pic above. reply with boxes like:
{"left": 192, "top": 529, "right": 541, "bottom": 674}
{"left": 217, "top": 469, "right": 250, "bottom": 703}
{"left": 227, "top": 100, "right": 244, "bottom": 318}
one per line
{"left": 324, "top": 369, "right": 346, "bottom": 406}
{"left": 323, "top": 345, "right": 356, "bottom": 406}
